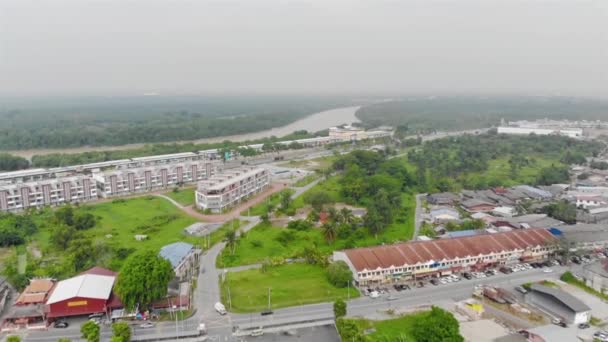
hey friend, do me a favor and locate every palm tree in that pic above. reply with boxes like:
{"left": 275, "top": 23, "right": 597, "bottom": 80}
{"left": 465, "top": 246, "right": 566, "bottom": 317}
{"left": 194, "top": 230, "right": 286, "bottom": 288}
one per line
{"left": 225, "top": 229, "right": 237, "bottom": 255}
{"left": 322, "top": 222, "right": 337, "bottom": 244}
{"left": 327, "top": 207, "right": 339, "bottom": 223}
{"left": 339, "top": 208, "right": 354, "bottom": 224}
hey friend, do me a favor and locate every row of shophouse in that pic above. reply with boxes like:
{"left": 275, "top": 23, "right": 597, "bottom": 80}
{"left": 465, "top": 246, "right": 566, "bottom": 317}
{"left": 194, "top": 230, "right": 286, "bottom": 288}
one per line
{"left": 333, "top": 228, "right": 557, "bottom": 286}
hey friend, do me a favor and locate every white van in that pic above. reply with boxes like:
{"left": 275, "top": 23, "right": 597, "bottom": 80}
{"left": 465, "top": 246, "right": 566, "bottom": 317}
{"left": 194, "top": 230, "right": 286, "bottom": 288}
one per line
{"left": 214, "top": 302, "right": 227, "bottom": 315}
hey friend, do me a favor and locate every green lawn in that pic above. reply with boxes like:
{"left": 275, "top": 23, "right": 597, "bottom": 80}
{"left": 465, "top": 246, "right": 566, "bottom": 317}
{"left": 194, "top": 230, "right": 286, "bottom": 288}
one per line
{"left": 341, "top": 311, "right": 435, "bottom": 342}
{"left": 219, "top": 263, "right": 358, "bottom": 313}
{"left": 241, "top": 189, "right": 295, "bottom": 216}
{"left": 219, "top": 195, "right": 415, "bottom": 267}
{"left": 294, "top": 173, "right": 320, "bottom": 187}
{"left": 290, "top": 176, "right": 343, "bottom": 210}
{"left": 165, "top": 187, "right": 196, "bottom": 206}
{"left": 77, "top": 196, "right": 199, "bottom": 255}
{"left": 479, "top": 156, "right": 563, "bottom": 187}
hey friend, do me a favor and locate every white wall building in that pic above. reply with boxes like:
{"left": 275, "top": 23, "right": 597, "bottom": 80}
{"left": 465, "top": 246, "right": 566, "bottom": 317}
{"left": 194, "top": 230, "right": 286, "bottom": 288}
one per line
{"left": 195, "top": 167, "right": 270, "bottom": 213}
{"left": 0, "top": 176, "right": 97, "bottom": 212}
{"left": 94, "top": 160, "right": 221, "bottom": 198}
{"left": 497, "top": 126, "right": 583, "bottom": 138}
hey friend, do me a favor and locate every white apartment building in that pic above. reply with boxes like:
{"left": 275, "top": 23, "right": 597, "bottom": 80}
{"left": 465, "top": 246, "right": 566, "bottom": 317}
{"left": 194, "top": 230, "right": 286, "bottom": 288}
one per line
{"left": 195, "top": 167, "right": 270, "bottom": 213}
{"left": 0, "top": 176, "right": 97, "bottom": 212}
{"left": 94, "top": 160, "right": 222, "bottom": 197}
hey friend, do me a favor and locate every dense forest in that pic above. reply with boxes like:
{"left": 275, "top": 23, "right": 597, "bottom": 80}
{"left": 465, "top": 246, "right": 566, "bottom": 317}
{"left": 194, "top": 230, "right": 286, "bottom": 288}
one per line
{"left": 0, "top": 95, "right": 352, "bottom": 149}
{"left": 356, "top": 96, "right": 608, "bottom": 131}
{"left": 407, "top": 133, "right": 603, "bottom": 191}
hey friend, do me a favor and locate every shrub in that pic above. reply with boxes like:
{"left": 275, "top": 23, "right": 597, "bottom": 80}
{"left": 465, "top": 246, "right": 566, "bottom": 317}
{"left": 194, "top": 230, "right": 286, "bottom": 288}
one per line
{"left": 250, "top": 239, "right": 263, "bottom": 248}
{"left": 327, "top": 261, "right": 353, "bottom": 288}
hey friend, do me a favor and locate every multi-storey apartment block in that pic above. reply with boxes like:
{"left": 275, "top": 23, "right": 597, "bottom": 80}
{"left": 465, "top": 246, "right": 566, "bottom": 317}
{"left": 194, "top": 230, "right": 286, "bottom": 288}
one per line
{"left": 0, "top": 176, "right": 97, "bottom": 212}
{"left": 195, "top": 167, "right": 270, "bottom": 213}
{"left": 94, "top": 161, "right": 222, "bottom": 198}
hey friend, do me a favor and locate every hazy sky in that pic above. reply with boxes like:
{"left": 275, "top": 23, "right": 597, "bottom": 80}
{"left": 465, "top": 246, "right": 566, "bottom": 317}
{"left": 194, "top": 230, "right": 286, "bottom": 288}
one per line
{"left": 1, "top": 0, "right": 606, "bottom": 97}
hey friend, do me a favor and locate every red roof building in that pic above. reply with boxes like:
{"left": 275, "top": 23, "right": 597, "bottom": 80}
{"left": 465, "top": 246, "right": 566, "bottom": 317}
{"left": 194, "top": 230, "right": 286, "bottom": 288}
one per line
{"left": 334, "top": 229, "right": 556, "bottom": 285}
{"left": 45, "top": 267, "right": 120, "bottom": 319}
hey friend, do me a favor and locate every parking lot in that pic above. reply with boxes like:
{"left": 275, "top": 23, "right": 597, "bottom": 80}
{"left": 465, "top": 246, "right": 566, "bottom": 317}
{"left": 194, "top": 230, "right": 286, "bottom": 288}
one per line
{"left": 359, "top": 259, "right": 564, "bottom": 299}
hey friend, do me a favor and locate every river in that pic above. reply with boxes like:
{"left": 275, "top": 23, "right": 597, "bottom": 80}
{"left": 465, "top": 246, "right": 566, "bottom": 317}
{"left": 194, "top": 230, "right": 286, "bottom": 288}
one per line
{"left": 8, "top": 106, "right": 361, "bottom": 159}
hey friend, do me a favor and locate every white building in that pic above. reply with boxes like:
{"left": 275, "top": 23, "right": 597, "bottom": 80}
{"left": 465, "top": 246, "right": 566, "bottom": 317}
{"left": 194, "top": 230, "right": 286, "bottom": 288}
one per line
{"left": 0, "top": 176, "right": 97, "bottom": 212}
{"left": 195, "top": 167, "right": 270, "bottom": 213}
{"left": 497, "top": 126, "right": 583, "bottom": 138}
{"left": 328, "top": 126, "right": 392, "bottom": 142}
{"left": 94, "top": 160, "right": 221, "bottom": 197}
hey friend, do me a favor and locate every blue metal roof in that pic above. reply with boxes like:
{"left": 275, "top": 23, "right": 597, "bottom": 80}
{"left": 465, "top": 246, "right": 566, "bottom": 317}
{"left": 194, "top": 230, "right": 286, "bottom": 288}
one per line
{"left": 447, "top": 230, "right": 481, "bottom": 238}
{"left": 159, "top": 242, "right": 194, "bottom": 268}
{"left": 548, "top": 227, "right": 563, "bottom": 236}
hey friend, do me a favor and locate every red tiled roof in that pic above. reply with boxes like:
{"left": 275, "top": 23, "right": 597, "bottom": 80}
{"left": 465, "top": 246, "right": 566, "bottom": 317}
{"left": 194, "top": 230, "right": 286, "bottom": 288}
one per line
{"left": 342, "top": 229, "right": 556, "bottom": 271}
{"left": 80, "top": 266, "right": 117, "bottom": 277}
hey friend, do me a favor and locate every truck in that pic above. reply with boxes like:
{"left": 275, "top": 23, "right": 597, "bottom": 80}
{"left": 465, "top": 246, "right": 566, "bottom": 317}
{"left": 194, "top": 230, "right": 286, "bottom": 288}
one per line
{"left": 483, "top": 287, "right": 506, "bottom": 304}
{"left": 215, "top": 302, "right": 227, "bottom": 315}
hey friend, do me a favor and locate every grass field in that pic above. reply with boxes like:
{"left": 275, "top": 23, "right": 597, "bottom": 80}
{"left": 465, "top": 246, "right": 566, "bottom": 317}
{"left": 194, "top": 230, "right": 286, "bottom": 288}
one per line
{"left": 241, "top": 189, "right": 294, "bottom": 216}
{"left": 341, "top": 311, "right": 431, "bottom": 342}
{"left": 219, "top": 192, "right": 415, "bottom": 267}
{"left": 77, "top": 196, "right": 199, "bottom": 253}
{"left": 165, "top": 187, "right": 196, "bottom": 206}
{"left": 279, "top": 155, "right": 336, "bottom": 171}
{"left": 219, "top": 263, "right": 358, "bottom": 313}
{"left": 479, "top": 156, "right": 563, "bottom": 187}
{"left": 293, "top": 173, "right": 320, "bottom": 187}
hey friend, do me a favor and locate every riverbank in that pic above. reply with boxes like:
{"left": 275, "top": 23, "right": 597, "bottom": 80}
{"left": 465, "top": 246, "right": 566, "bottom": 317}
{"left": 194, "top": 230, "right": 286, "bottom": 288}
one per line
{"left": 7, "top": 106, "right": 361, "bottom": 159}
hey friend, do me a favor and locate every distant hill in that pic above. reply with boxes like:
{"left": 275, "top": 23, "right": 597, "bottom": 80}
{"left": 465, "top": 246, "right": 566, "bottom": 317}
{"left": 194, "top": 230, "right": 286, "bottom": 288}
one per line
{"left": 356, "top": 96, "right": 608, "bottom": 131}
{"left": 0, "top": 95, "right": 353, "bottom": 150}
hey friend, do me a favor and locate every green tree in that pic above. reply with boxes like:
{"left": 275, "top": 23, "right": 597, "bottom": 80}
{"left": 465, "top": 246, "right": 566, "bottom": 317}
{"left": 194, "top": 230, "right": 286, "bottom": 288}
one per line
{"left": 115, "top": 250, "right": 174, "bottom": 310}
{"left": 224, "top": 228, "right": 237, "bottom": 255}
{"left": 544, "top": 200, "right": 577, "bottom": 224}
{"left": 54, "top": 206, "right": 75, "bottom": 226}
{"left": 279, "top": 191, "right": 292, "bottom": 212}
{"left": 74, "top": 213, "right": 97, "bottom": 230}
{"left": 303, "top": 190, "right": 333, "bottom": 211}
{"left": 81, "top": 320, "right": 100, "bottom": 342}
{"left": 364, "top": 207, "right": 384, "bottom": 238}
{"left": 7, "top": 336, "right": 21, "bottom": 342}
{"left": 411, "top": 306, "right": 463, "bottom": 342}
{"left": 111, "top": 322, "right": 131, "bottom": 342}
{"left": 50, "top": 224, "right": 77, "bottom": 250}
{"left": 327, "top": 261, "right": 353, "bottom": 288}
{"left": 334, "top": 299, "right": 347, "bottom": 319}
{"left": 0, "top": 153, "right": 29, "bottom": 171}
{"left": 336, "top": 318, "right": 365, "bottom": 342}
{"left": 321, "top": 222, "right": 337, "bottom": 244}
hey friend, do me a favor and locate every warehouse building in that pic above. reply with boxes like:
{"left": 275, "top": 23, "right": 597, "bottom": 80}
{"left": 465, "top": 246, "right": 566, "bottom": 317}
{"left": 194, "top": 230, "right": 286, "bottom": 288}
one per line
{"left": 525, "top": 284, "right": 590, "bottom": 324}
{"left": 0, "top": 176, "right": 97, "bottom": 212}
{"left": 333, "top": 229, "right": 556, "bottom": 285}
{"left": 195, "top": 167, "right": 270, "bottom": 213}
{"left": 45, "top": 267, "right": 120, "bottom": 319}
{"left": 94, "top": 160, "right": 221, "bottom": 197}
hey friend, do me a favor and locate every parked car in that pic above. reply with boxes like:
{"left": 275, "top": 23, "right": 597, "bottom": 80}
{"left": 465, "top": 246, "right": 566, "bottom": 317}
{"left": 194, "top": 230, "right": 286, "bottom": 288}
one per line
{"left": 54, "top": 321, "right": 69, "bottom": 328}
{"left": 140, "top": 322, "right": 155, "bottom": 329}
{"left": 430, "top": 279, "right": 439, "bottom": 286}
{"left": 251, "top": 328, "right": 264, "bottom": 337}
{"left": 499, "top": 267, "right": 512, "bottom": 274}
{"left": 215, "top": 302, "right": 227, "bottom": 315}
{"left": 370, "top": 291, "right": 380, "bottom": 299}
{"left": 385, "top": 296, "right": 398, "bottom": 301}
{"left": 484, "top": 270, "right": 494, "bottom": 277}
{"left": 463, "top": 272, "right": 473, "bottom": 280}
{"left": 578, "top": 323, "right": 590, "bottom": 329}
{"left": 552, "top": 319, "right": 567, "bottom": 328}
{"left": 543, "top": 268, "right": 554, "bottom": 273}
{"left": 261, "top": 310, "right": 274, "bottom": 316}
{"left": 515, "top": 286, "right": 528, "bottom": 294}
{"left": 393, "top": 285, "right": 403, "bottom": 292}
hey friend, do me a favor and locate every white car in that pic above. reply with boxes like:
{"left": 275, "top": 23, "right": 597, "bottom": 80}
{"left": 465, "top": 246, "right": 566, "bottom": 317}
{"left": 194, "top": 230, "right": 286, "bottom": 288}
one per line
{"left": 543, "top": 268, "right": 554, "bottom": 273}
{"left": 140, "top": 322, "right": 155, "bottom": 329}
{"left": 440, "top": 278, "right": 448, "bottom": 284}
{"left": 370, "top": 291, "right": 380, "bottom": 299}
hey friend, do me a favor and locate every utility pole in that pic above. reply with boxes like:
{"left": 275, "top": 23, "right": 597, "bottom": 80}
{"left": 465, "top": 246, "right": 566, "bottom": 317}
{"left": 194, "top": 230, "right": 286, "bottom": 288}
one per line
{"left": 268, "top": 287, "right": 271, "bottom": 310}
